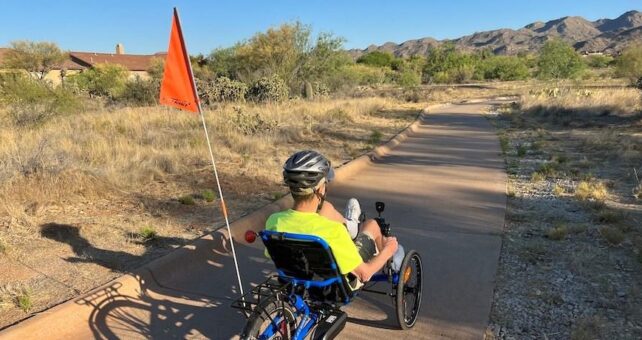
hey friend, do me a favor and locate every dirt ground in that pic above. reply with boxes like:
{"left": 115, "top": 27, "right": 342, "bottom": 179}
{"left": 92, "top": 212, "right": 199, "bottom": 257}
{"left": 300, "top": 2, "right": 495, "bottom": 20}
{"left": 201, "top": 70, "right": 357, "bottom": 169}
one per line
{"left": 485, "top": 95, "right": 642, "bottom": 339}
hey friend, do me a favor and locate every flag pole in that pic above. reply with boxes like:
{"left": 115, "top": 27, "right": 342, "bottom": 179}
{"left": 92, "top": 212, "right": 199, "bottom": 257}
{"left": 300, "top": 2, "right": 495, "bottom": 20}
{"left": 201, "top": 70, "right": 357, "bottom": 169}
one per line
{"left": 175, "top": 8, "right": 245, "bottom": 297}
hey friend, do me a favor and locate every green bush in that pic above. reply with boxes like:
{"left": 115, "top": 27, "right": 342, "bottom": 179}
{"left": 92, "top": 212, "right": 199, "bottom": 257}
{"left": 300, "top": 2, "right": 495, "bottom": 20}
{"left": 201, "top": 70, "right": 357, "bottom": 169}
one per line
{"left": 585, "top": 54, "right": 613, "bottom": 68}
{"left": 422, "top": 44, "right": 480, "bottom": 83}
{"left": 200, "top": 76, "right": 248, "bottom": 104}
{"left": 0, "top": 72, "right": 81, "bottom": 126}
{"left": 479, "top": 56, "right": 530, "bottom": 81}
{"left": 368, "top": 130, "right": 384, "bottom": 145}
{"left": 178, "top": 195, "right": 195, "bottom": 205}
{"left": 202, "top": 189, "right": 216, "bottom": 202}
{"left": 615, "top": 44, "right": 642, "bottom": 83}
{"left": 68, "top": 63, "right": 128, "bottom": 99}
{"left": 118, "top": 76, "right": 158, "bottom": 106}
{"left": 357, "top": 51, "right": 395, "bottom": 68}
{"left": 537, "top": 40, "right": 585, "bottom": 79}
{"left": 334, "top": 64, "right": 387, "bottom": 88}
{"left": 247, "top": 75, "right": 288, "bottom": 103}
{"left": 396, "top": 69, "right": 421, "bottom": 88}
{"left": 599, "top": 226, "right": 624, "bottom": 246}
{"left": 139, "top": 226, "right": 157, "bottom": 241}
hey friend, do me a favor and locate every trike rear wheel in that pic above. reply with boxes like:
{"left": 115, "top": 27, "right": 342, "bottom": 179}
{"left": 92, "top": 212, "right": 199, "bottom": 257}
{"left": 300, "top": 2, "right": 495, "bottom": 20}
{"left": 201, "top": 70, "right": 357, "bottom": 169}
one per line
{"left": 395, "top": 250, "right": 423, "bottom": 329}
{"left": 240, "top": 295, "right": 298, "bottom": 340}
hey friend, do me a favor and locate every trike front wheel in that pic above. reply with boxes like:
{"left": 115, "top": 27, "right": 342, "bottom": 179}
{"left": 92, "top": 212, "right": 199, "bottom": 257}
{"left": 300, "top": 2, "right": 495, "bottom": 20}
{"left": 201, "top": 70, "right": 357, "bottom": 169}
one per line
{"left": 395, "top": 250, "right": 423, "bottom": 329}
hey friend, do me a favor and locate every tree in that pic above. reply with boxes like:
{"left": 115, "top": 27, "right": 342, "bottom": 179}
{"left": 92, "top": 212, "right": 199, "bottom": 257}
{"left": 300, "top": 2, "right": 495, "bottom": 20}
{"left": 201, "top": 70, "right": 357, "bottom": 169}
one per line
{"left": 356, "top": 51, "right": 395, "bottom": 68}
{"left": 207, "top": 46, "right": 242, "bottom": 79}
{"left": 537, "top": 40, "right": 585, "bottom": 79}
{"left": 422, "top": 44, "right": 480, "bottom": 83}
{"left": 615, "top": 44, "right": 642, "bottom": 85}
{"left": 217, "top": 22, "right": 348, "bottom": 94}
{"left": 67, "top": 63, "right": 128, "bottom": 99}
{"left": 1, "top": 41, "right": 67, "bottom": 80}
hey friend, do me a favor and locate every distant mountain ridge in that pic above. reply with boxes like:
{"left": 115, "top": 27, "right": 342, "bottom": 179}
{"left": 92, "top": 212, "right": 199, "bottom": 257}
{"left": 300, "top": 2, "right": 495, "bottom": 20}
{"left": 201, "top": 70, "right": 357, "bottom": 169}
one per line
{"left": 349, "top": 10, "right": 642, "bottom": 58}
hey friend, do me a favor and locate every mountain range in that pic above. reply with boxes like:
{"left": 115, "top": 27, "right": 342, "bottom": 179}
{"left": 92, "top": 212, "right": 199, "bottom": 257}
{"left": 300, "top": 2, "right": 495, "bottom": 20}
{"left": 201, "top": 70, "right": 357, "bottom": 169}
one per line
{"left": 349, "top": 10, "right": 642, "bottom": 58}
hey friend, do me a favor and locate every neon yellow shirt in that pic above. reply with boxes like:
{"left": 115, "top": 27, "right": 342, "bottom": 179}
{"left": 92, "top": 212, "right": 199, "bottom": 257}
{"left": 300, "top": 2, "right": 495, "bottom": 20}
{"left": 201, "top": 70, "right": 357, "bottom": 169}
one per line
{"left": 265, "top": 209, "right": 363, "bottom": 275}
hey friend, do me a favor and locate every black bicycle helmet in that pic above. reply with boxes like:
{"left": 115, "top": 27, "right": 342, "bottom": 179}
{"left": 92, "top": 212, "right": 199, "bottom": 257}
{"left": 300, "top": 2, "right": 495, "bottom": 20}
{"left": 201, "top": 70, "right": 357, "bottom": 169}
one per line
{"left": 283, "top": 150, "right": 335, "bottom": 196}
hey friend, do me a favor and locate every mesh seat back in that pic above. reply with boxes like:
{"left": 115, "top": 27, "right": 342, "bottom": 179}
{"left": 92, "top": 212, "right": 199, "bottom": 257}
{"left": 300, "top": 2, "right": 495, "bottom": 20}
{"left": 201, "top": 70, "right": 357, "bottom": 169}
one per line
{"left": 260, "top": 231, "right": 355, "bottom": 304}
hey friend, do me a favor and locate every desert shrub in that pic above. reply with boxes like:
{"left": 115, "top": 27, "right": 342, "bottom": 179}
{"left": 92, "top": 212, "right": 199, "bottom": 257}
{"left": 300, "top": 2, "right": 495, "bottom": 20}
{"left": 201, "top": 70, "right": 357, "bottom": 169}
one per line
{"left": 139, "top": 226, "right": 157, "bottom": 241}
{"left": 368, "top": 130, "right": 384, "bottom": 145}
{"left": 118, "top": 76, "right": 158, "bottom": 106}
{"left": 575, "top": 181, "right": 608, "bottom": 201}
{"left": 247, "top": 75, "right": 288, "bottom": 103}
{"left": 178, "top": 195, "right": 195, "bottom": 205}
{"left": 479, "top": 56, "right": 530, "bottom": 81}
{"left": 396, "top": 69, "right": 421, "bottom": 88}
{"left": 422, "top": 44, "right": 480, "bottom": 83}
{"left": 68, "top": 63, "right": 128, "bottom": 99}
{"left": 595, "top": 209, "right": 625, "bottom": 224}
{"left": 599, "top": 226, "right": 624, "bottom": 246}
{"left": 615, "top": 44, "right": 642, "bottom": 84}
{"left": 553, "top": 184, "right": 565, "bottom": 196}
{"left": 0, "top": 73, "right": 81, "bottom": 126}
{"left": 200, "top": 76, "right": 248, "bottom": 104}
{"left": 334, "top": 64, "right": 387, "bottom": 89}
{"left": 547, "top": 224, "right": 568, "bottom": 240}
{"left": 537, "top": 40, "right": 585, "bottom": 79}
{"left": 230, "top": 107, "right": 278, "bottom": 135}
{"left": 357, "top": 51, "right": 395, "bottom": 68}
{"left": 202, "top": 189, "right": 216, "bottom": 202}
{"left": 585, "top": 54, "right": 613, "bottom": 68}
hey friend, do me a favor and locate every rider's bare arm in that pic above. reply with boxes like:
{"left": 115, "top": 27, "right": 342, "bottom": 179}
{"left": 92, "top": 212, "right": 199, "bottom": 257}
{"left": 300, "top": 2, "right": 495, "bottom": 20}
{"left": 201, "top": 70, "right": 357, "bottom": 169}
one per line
{"left": 318, "top": 201, "right": 345, "bottom": 224}
{"left": 352, "top": 236, "right": 398, "bottom": 282}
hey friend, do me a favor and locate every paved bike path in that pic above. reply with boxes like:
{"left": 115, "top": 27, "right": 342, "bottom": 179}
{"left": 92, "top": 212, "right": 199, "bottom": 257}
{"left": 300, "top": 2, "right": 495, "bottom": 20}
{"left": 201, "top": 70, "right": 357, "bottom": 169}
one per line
{"left": 1, "top": 101, "right": 506, "bottom": 339}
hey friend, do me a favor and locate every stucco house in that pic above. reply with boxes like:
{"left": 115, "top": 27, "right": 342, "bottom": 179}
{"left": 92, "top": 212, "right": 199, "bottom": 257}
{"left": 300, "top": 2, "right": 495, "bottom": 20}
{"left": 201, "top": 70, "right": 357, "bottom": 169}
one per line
{"left": 0, "top": 44, "right": 166, "bottom": 85}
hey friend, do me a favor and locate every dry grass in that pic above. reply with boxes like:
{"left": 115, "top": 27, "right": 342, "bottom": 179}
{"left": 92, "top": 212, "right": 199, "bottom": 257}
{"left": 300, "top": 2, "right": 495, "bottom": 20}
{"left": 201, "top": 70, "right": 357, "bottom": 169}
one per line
{"left": 0, "top": 97, "right": 417, "bottom": 225}
{"left": 575, "top": 181, "right": 609, "bottom": 201}
{"left": 521, "top": 86, "right": 642, "bottom": 116}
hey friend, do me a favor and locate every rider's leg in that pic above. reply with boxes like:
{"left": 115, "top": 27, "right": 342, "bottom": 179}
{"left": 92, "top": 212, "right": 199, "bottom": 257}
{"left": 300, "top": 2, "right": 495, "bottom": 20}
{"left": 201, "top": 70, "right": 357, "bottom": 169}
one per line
{"left": 360, "top": 219, "right": 385, "bottom": 252}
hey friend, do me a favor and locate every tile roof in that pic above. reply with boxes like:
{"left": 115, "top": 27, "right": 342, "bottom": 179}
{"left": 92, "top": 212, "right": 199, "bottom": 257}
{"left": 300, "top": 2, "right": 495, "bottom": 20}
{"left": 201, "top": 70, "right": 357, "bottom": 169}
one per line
{"left": 0, "top": 48, "right": 166, "bottom": 72}
{"left": 69, "top": 52, "right": 166, "bottom": 71}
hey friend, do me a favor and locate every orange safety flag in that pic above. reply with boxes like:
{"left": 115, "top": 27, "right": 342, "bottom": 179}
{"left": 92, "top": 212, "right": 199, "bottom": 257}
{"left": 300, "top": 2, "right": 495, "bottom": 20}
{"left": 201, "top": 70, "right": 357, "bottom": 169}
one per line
{"left": 159, "top": 8, "right": 200, "bottom": 113}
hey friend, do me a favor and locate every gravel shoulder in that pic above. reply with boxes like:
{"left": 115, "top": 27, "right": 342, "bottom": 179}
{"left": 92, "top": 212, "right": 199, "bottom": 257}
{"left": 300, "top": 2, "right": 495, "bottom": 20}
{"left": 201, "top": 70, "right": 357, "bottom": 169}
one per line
{"left": 485, "top": 98, "right": 642, "bottom": 340}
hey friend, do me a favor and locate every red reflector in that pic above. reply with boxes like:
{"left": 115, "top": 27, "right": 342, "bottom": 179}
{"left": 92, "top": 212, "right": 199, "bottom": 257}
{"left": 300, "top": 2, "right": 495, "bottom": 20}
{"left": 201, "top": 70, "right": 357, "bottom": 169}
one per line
{"left": 245, "top": 230, "right": 257, "bottom": 243}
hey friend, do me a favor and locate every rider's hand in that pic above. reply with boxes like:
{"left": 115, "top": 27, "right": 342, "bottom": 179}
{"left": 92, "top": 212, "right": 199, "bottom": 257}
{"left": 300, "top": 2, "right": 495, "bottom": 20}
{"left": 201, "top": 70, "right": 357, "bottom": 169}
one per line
{"left": 382, "top": 236, "right": 398, "bottom": 257}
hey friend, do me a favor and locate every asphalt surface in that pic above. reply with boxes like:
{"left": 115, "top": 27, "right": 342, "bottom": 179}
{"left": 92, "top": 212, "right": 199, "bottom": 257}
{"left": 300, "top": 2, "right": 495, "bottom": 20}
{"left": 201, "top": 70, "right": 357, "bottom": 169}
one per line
{"left": 1, "top": 101, "right": 507, "bottom": 340}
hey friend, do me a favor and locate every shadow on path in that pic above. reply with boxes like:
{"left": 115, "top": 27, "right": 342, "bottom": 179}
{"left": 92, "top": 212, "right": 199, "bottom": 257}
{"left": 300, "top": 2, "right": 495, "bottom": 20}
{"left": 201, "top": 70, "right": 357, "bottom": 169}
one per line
{"left": 40, "top": 223, "right": 270, "bottom": 339}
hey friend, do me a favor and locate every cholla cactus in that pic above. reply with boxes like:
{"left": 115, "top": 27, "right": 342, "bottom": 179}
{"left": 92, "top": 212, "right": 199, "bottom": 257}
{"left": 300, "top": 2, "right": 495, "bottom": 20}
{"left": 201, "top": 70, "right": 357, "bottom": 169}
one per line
{"left": 247, "top": 75, "right": 288, "bottom": 103}
{"left": 198, "top": 77, "right": 247, "bottom": 105}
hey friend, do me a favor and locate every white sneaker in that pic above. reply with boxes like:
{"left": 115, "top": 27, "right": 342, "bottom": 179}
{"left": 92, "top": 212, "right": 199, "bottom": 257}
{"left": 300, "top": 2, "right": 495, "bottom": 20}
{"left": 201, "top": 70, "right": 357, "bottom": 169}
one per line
{"left": 344, "top": 198, "right": 361, "bottom": 239}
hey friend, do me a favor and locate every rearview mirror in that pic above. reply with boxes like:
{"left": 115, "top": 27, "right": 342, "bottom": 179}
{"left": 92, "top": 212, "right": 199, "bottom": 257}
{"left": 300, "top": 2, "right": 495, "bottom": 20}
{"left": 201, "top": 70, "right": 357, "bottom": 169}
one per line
{"left": 375, "top": 201, "right": 385, "bottom": 214}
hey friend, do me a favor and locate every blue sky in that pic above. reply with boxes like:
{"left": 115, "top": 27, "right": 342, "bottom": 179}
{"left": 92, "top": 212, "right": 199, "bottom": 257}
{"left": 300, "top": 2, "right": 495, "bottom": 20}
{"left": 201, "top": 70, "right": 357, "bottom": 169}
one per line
{"left": 0, "top": 1, "right": 639, "bottom": 55}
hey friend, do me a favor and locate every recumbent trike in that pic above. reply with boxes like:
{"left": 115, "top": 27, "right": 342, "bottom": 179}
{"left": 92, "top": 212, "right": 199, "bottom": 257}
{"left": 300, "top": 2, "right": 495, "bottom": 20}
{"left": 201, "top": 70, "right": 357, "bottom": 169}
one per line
{"left": 232, "top": 202, "right": 423, "bottom": 340}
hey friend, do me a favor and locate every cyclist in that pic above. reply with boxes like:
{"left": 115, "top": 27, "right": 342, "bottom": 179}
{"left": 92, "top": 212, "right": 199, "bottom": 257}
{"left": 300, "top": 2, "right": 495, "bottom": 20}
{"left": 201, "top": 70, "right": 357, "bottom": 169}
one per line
{"left": 265, "top": 150, "right": 398, "bottom": 283}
